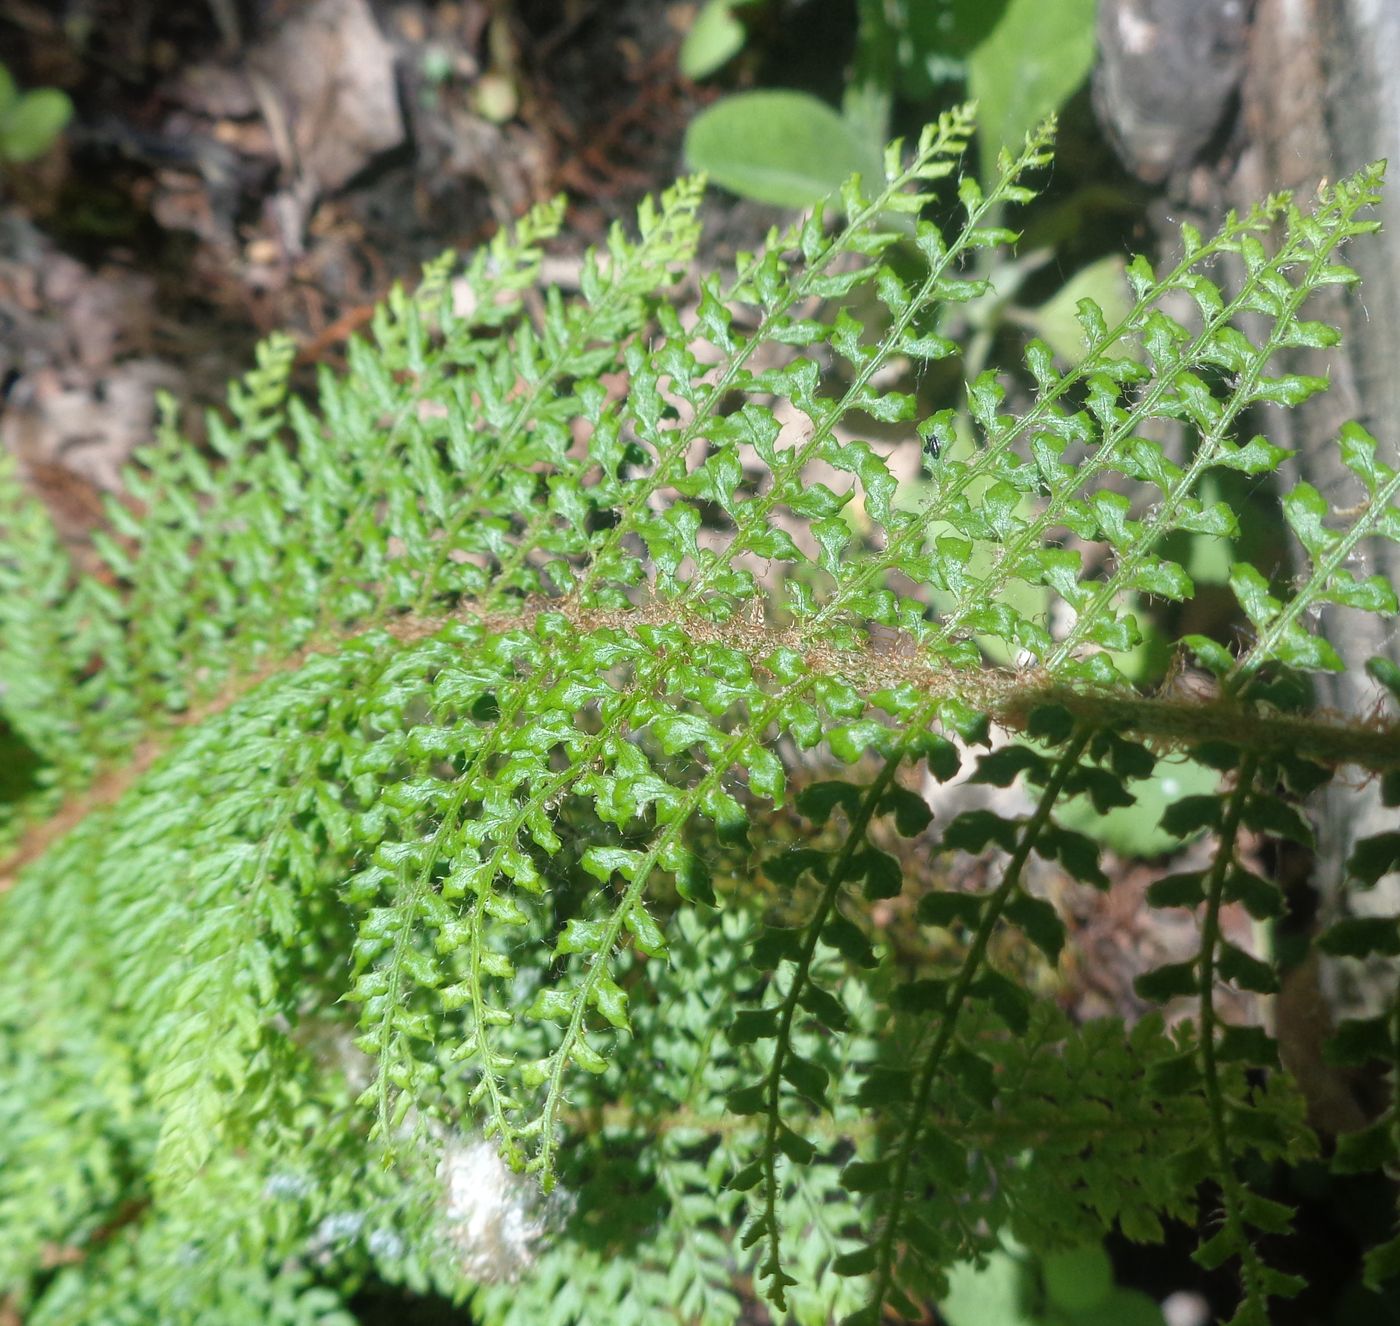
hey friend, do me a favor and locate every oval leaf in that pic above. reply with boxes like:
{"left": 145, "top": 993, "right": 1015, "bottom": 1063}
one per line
{"left": 684, "top": 91, "right": 882, "bottom": 208}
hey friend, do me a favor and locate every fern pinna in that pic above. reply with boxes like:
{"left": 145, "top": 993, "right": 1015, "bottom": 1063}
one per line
{"left": 2, "top": 107, "right": 1399, "bottom": 1325}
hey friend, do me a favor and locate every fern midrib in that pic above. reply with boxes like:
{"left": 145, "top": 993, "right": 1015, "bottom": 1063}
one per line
{"left": 1044, "top": 208, "right": 1373, "bottom": 671}
{"left": 408, "top": 187, "right": 705, "bottom": 618}
{"left": 535, "top": 672, "right": 820, "bottom": 1185}
{"left": 1196, "top": 752, "right": 1270, "bottom": 1303}
{"left": 754, "top": 750, "right": 905, "bottom": 1302}
{"left": 114, "top": 341, "right": 301, "bottom": 710}
{"left": 676, "top": 133, "right": 1045, "bottom": 611}
{"left": 568, "top": 115, "right": 975, "bottom": 608}
{"left": 11, "top": 580, "right": 1399, "bottom": 899}
{"left": 462, "top": 685, "right": 654, "bottom": 1160}
{"left": 806, "top": 204, "right": 1282, "bottom": 636}
{"left": 369, "top": 657, "right": 547, "bottom": 1148}
{"left": 1227, "top": 462, "right": 1400, "bottom": 692}
{"left": 149, "top": 812, "right": 288, "bottom": 1189}
{"left": 306, "top": 234, "right": 556, "bottom": 643}
{"left": 867, "top": 728, "right": 1092, "bottom": 1316}
{"left": 136, "top": 652, "right": 375, "bottom": 1191}
{"left": 570, "top": 1091, "right": 1205, "bottom": 1146}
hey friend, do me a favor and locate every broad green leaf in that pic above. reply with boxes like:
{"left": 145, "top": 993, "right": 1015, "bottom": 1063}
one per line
{"left": 1054, "top": 1287, "right": 1167, "bottom": 1326}
{"left": 893, "top": 0, "right": 1011, "bottom": 97}
{"left": 938, "top": 1250, "right": 1037, "bottom": 1326}
{"left": 967, "top": 0, "right": 1096, "bottom": 179}
{"left": 1025, "top": 256, "right": 1135, "bottom": 366}
{"left": 1057, "top": 757, "right": 1220, "bottom": 857}
{"left": 0, "top": 86, "right": 73, "bottom": 163}
{"left": 680, "top": 0, "right": 750, "bottom": 80}
{"left": 684, "top": 91, "right": 884, "bottom": 208}
{"left": 1042, "top": 1243, "right": 1113, "bottom": 1312}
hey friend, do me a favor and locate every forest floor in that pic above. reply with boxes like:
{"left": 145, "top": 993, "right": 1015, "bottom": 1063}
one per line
{"left": 0, "top": 0, "right": 725, "bottom": 529}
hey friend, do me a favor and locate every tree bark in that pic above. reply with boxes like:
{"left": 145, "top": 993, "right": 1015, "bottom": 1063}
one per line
{"left": 1099, "top": 0, "right": 1399, "bottom": 885}
{"left": 1225, "top": 0, "right": 1400, "bottom": 895}
{"left": 1096, "top": 0, "right": 1400, "bottom": 1124}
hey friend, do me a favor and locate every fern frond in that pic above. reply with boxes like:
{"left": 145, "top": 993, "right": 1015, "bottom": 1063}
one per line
{"left": 2, "top": 107, "right": 1398, "bottom": 1325}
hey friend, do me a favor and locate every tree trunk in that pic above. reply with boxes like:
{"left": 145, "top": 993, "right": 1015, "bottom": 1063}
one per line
{"left": 1225, "top": 0, "right": 1400, "bottom": 891}
{"left": 1095, "top": 0, "right": 1400, "bottom": 1125}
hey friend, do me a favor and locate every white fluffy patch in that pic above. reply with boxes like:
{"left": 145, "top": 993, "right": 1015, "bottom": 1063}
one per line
{"left": 437, "top": 1136, "right": 568, "bottom": 1283}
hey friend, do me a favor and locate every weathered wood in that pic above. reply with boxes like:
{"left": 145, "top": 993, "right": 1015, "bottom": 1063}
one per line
{"left": 1099, "top": 0, "right": 1399, "bottom": 866}
{"left": 1096, "top": 0, "right": 1400, "bottom": 1124}
{"left": 1093, "top": 0, "right": 1250, "bottom": 183}
{"left": 1229, "top": 0, "right": 1400, "bottom": 898}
